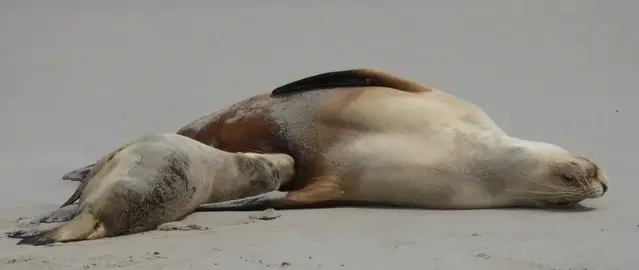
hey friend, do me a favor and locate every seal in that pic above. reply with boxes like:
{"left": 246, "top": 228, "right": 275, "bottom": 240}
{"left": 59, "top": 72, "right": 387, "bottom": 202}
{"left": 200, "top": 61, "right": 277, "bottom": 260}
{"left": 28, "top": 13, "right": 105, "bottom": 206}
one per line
{"left": 61, "top": 68, "right": 610, "bottom": 211}
{"left": 9, "top": 133, "right": 295, "bottom": 245}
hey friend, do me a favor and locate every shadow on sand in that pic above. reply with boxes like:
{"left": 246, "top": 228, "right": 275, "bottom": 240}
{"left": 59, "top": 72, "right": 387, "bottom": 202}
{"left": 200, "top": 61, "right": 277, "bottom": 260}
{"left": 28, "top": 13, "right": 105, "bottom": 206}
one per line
{"left": 196, "top": 201, "right": 597, "bottom": 213}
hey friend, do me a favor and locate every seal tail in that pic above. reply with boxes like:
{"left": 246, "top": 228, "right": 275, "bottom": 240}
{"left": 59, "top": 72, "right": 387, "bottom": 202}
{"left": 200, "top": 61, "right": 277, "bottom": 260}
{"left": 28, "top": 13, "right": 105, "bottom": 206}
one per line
{"left": 59, "top": 163, "right": 104, "bottom": 208}
{"left": 62, "top": 138, "right": 141, "bottom": 183}
{"left": 59, "top": 174, "right": 93, "bottom": 208}
{"left": 16, "top": 210, "right": 105, "bottom": 246}
{"left": 271, "top": 68, "right": 434, "bottom": 95}
{"left": 62, "top": 163, "right": 96, "bottom": 181}
{"left": 59, "top": 160, "right": 105, "bottom": 208}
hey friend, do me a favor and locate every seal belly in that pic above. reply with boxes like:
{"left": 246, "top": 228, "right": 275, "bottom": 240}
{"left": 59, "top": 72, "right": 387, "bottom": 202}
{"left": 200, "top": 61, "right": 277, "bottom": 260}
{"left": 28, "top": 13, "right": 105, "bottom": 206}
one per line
{"left": 97, "top": 141, "right": 197, "bottom": 235}
{"left": 330, "top": 133, "right": 494, "bottom": 209}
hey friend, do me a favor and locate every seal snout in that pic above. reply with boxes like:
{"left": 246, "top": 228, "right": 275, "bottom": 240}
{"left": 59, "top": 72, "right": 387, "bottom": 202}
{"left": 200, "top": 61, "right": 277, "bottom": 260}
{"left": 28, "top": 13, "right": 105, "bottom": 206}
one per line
{"left": 280, "top": 154, "right": 295, "bottom": 168}
{"left": 600, "top": 182, "right": 608, "bottom": 195}
{"left": 268, "top": 153, "right": 296, "bottom": 183}
{"left": 587, "top": 157, "right": 610, "bottom": 198}
{"left": 274, "top": 153, "right": 295, "bottom": 172}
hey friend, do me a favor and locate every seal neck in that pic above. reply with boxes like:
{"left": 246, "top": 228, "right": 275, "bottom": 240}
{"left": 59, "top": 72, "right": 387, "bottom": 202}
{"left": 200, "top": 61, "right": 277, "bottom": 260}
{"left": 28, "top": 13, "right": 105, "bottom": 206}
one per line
{"left": 473, "top": 135, "right": 559, "bottom": 207}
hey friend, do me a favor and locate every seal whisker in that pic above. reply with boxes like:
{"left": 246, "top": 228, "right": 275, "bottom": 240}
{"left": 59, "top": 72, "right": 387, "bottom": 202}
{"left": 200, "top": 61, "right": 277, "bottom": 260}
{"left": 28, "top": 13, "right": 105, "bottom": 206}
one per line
{"left": 504, "top": 194, "right": 579, "bottom": 201}
{"left": 501, "top": 189, "right": 581, "bottom": 196}
{"left": 574, "top": 174, "right": 589, "bottom": 192}
{"left": 528, "top": 177, "right": 584, "bottom": 197}
{"left": 524, "top": 178, "right": 575, "bottom": 193}
{"left": 564, "top": 171, "right": 591, "bottom": 198}
{"left": 501, "top": 190, "right": 583, "bottom": 199}
{"left": 504, "top": 194, "right": 583, "bottom": 202}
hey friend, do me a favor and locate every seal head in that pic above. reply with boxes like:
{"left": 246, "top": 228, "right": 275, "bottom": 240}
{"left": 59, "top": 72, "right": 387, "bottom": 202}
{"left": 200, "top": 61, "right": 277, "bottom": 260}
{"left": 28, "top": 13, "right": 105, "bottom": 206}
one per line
{"left": 511, "top": 142, "right": 609, "bottom": 207}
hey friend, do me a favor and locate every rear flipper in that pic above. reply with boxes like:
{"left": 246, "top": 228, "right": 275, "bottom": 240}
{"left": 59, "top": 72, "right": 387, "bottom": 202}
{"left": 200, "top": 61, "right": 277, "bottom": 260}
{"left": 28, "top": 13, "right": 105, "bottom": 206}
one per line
{"left": 11, "top": 210, "right": 104, "bottom": 246}
{"left": 62, "top": 163, "right": 95, "bottom": 181}
{"left": 6, "top": 227, "right": 48, "bottom": 239}
{"left": 18, "top": 204, "right": 79, "bottom": 225}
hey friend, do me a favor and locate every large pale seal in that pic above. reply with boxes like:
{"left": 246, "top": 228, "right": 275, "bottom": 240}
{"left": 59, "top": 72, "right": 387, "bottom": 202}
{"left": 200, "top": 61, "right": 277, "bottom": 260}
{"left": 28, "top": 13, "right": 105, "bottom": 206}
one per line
{"left": 9, "top": 133, "right": 294, "bottom": 245}
{"left": 61, "top": 69, "right": 609, "bottom": 211}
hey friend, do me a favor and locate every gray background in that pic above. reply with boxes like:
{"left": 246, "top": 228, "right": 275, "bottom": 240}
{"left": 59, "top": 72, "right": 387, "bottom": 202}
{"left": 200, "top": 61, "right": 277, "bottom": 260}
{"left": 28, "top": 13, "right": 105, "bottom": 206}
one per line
{"left": 0, "top": 1, "right": 637, "bottom": 269}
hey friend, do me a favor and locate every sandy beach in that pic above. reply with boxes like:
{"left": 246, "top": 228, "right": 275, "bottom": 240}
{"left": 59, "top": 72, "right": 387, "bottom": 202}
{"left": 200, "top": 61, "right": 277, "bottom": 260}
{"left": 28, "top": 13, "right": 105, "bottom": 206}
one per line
{"left": 1, "top": 1, "right": 637, "bottom": 269}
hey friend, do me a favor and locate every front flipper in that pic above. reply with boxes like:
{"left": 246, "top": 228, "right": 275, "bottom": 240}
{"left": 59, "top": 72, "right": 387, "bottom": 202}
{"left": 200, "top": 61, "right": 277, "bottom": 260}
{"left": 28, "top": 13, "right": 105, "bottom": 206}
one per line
{"left": 196, "top": 191, "right": 288, "bottom": 211}
{"left": 196, "top": 181, "right": 344, "bottom": 211}
{"left": 18, "top": 204, "right": 79, "bottom": 225}
{"left": 5, "top": 227, "right": 49, "bottom": 239}
{"left": 62, "top": 163, "right": 95, "bottom": 181}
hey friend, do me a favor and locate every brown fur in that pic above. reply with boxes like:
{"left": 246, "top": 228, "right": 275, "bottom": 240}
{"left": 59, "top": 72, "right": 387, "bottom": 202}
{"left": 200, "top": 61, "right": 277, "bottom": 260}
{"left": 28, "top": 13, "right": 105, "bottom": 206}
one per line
{"left": 176, "top": 69, "right": 430, "bottom": 195}
{"left": 61, "top": 68, "right": 608, "bottom": 211}
{"left": 59, "top": 69, "right": 454, "bottom": 209}
{"left": 179, "top": 69, "right": 432, "bottom": 208}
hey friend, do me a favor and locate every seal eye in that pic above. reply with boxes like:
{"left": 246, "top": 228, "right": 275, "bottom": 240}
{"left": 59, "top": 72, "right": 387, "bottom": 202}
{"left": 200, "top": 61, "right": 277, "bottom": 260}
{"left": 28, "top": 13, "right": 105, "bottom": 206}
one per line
{"left": 557, "top": 160, "right": 585, "bottom": 186}
{"left": 560, "top": 175, "right": 574, "bottom": 184}
{"left": 559, "top": 173, "right": 579, "bottom": 186}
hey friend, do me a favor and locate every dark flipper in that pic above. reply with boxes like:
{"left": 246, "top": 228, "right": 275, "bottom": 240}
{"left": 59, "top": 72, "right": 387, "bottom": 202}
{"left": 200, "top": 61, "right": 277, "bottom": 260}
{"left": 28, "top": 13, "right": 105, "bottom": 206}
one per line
{"left": 6, "top": 228, "right": 44, "bottom": 239}
{"left": 196, "top": 191, "right": 287, "bottom": 211}
{"left": 271, "top": 68, "right": 432, "bottom": 96}
{"left": 19, "top": 203, "right": 79, "bottom": 224}
{"left": 62, "top": 163, "right": 95, "bottom": 182}
{"left": 16, "top": 235, "right": 55, "bottom": 246}
{"left": 6, "top": 228, "right": 54, "bottom": 246}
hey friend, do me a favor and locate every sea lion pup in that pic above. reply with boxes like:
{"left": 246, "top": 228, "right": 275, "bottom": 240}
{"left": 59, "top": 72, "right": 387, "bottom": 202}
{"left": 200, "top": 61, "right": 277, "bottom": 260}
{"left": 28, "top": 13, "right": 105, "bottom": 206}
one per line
{"left": 61, "top": 68, "right": 609, "bottom": 211}
{"left": 10, "top": 133, "right": 295, "bottom": 246}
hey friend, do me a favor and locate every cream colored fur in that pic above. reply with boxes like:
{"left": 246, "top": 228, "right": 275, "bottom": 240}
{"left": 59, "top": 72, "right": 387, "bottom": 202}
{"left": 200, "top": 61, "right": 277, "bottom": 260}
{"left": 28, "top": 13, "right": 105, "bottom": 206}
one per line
{"left": 198, "top": 86, "right": 609, "bottom": 210}
{"left": 327, "top": 87, "right": 608, "bottom": 208}
{"left": 9, "top": 133, "right": 295, "bottom": 245}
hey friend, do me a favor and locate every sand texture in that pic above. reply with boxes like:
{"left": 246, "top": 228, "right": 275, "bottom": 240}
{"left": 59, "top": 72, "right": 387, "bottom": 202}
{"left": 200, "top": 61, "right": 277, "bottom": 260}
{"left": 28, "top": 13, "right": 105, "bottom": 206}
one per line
{"left": 1, "top": 1, "right": 637, "bottom": 269}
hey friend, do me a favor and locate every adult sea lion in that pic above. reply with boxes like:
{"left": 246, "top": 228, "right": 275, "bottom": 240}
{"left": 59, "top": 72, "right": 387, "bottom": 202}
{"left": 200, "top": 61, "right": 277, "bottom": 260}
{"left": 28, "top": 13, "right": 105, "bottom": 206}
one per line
{"left": 9, "top": 133, "right": 295, "bottom": 245}
{"left": 60, "top": 68, "right": 610, "bottom": 211}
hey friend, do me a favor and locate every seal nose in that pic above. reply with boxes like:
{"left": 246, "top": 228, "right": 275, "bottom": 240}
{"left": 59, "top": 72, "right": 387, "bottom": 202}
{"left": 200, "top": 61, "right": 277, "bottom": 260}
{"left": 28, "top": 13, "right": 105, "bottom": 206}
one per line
{"left": 601, "top": 183, "right": 608, "bottom": 195}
